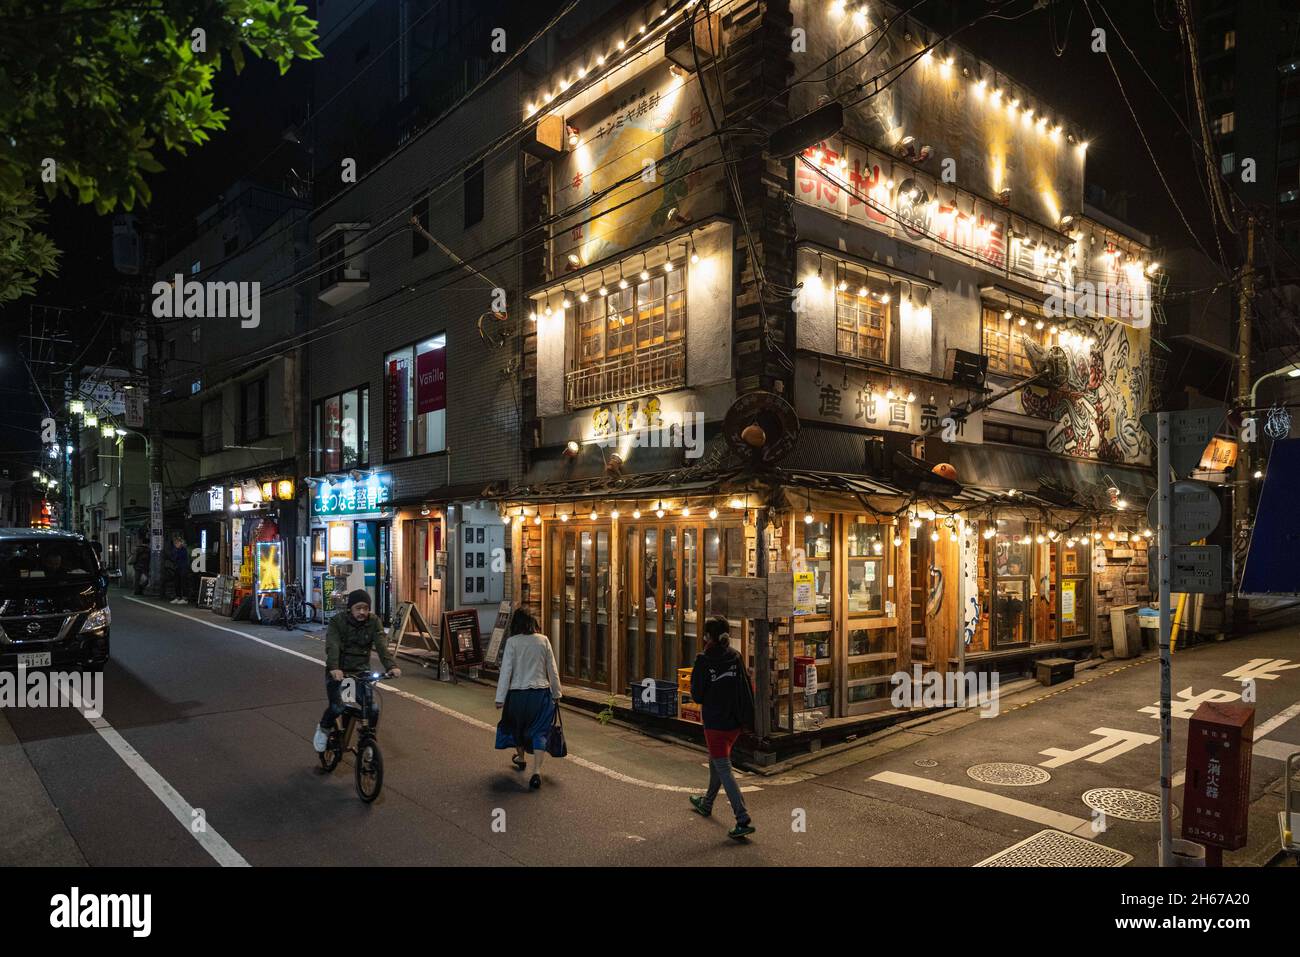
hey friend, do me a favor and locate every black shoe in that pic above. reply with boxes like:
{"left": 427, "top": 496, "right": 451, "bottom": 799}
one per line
{"left": 511, "top": 755, "right": 527, "bottom": 771}
{"left": 529, "top": 773, "right": 542, "bottom": 790}
{"left": 728, "top": 820, "right": 756, "bottom": 840}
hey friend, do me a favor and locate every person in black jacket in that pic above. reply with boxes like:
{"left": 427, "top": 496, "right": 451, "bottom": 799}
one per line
{"left": 688, "top": 615, "right": 756, "bottom": 839}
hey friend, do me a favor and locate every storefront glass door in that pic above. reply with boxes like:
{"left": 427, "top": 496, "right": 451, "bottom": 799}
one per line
{"left": 549, "top": 525, "right": 609, "bottom": 689}
{"left": 355, "top": 520, "right": 391, "bottom": 623}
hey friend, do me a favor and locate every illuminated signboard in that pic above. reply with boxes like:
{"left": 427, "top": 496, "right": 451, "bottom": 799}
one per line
{"left": 313, "top": 473, "right": 393, "bottom": 516}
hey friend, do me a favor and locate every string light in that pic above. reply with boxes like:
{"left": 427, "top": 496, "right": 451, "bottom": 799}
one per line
{"left": 708, "top": 506, "right": 719, "bottom": 520}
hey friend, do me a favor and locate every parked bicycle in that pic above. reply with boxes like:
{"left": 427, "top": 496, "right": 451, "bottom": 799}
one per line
{"left": 318, "top": 670, "right": 391, "bottom": 802}
{"left": 280, "top": 581, "right": 317, "bottom": 630}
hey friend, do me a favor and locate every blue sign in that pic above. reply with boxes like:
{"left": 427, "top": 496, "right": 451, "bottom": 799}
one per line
{"left": 314, "top": 473, "right": 393, "bottom": 516}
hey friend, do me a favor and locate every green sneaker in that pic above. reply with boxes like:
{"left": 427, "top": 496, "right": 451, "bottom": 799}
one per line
{"left": 689, "top": 796, "right": 712, "bottom": 817}
{"left": 728, "top": 821, "right": 756, "bottom": 840}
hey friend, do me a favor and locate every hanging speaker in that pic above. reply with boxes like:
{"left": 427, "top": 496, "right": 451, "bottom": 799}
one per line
{"left": 724, "top": 391, "right": 800, "bottom": 466}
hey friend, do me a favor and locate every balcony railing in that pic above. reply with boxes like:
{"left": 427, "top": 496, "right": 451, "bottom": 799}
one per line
{"left": 565, "top": 340, "right": 685, "bottom": 410}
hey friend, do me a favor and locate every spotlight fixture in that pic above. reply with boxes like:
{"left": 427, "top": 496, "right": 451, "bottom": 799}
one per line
{"left": 564, "top": 440, "right": 580, "bottom": 457}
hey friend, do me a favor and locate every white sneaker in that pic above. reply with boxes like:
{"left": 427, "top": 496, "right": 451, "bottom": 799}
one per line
{"left": 313, "top": 726, "right": 329, "bottom": 753}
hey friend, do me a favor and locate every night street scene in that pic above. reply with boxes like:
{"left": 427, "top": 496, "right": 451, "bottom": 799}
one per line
{"left": 1, "top": 0, "right": 1299, "bottom": 935}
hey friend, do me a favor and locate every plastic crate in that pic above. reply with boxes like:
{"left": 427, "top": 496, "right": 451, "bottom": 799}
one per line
{"left": 628, "top": 679, "right": 678, "bottom": 717}
{"left": 680, "top": 702, "right": 703, "bottom": 724}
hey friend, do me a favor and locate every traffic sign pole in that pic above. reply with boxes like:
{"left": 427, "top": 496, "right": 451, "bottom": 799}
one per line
{"left": 1158, "top": 411, "right": 1174, "bottom": 867}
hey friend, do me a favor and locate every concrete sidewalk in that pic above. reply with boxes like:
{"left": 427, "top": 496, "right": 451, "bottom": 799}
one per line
{"left": 0, "top": 708, "right": 86, "bottom": 866}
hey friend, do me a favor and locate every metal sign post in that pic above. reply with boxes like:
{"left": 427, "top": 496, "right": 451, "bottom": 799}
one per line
{"left": 1157, "top": 412, "right": 1174, "bottom": 868}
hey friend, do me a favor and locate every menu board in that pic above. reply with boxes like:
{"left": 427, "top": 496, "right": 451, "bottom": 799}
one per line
{"left": 485, "top": 601, "right": 512, "bottom": 666}
{"left": 440, "top": 609, "right": 483, "bottom": 669}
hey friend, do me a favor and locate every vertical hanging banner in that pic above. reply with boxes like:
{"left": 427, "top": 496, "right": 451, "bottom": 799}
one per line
{"left": 386, "top": 357, "right": 408, "bottom": 457}
{"left": 416, "top": 347, "right": 446, "bottom": 415}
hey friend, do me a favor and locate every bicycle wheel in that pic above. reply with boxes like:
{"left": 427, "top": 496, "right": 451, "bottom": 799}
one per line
{"left": 319, "top": 727, "right": 342, "bottom": 772}
{"left": 355, "top": 736, "right": 384, "bottom": 802}
{"left": 302, "top": 602, "right": 317, "bottom": 623}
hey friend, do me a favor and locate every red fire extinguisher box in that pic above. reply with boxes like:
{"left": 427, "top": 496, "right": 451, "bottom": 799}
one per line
{"left": 1181, "top": 701, "right": 1255, "bottom": 850}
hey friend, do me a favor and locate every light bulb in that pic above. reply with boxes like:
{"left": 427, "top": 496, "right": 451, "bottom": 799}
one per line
{"left": 534, "top": 515, "right": 542, "bottom": 525}
{"left": 930, "top": 531, "right": 940, "bottom": 542}
{"left": 681, "top": 506, "right": 690, "bottom": 517}
{"left": 656, "top": 507, "right": 665, "bottom": 518}
{"left": 632, "top": 509, "right": 641, "bottom": 519}
{"left": 590, "top": 510, "right": 598, "bottom": 521}
{"left": 892, "top": 535, "right": 902, "bottom": 547}
{"left": 983, "top": 527, "right": 995, "bottom": 539}
{"left": 610, "top": 508, "right": 620, "bottom": 520}
{"left": 708, "top": 507, "right": 718, "bottom": 520}
{"left": 598, "top": 285, "right": 608, "bottom": 296}
{"left": 804, "top": 512, "right": 814, "bottom": 524}
{"left": 560, "top": 512, "right": 569, "bottom": 522}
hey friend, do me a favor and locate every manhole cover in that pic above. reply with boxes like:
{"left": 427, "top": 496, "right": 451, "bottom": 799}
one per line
{"left": 966, "top": 763, "right": 1051, "bottom": 787}
{"left": 914, "top": 758, "right": 938, "bottom": 768}
{"left": 1081, "top": 788, "right": 1176, "bottom": 823}
{"left": 977, "top": 829, "right": 1132, "bottom": 867}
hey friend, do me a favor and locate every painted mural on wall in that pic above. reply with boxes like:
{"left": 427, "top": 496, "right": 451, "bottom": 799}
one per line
{"left": 551, "top": 64, "right": 723, "bottom": 273}
{"left": 1019, "top": 320, "right": 1151, "bottom": 464}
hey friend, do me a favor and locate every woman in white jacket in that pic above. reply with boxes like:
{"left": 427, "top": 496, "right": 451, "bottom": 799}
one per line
{"left": 494, "top": 608, "right": 563, "bottom": 789}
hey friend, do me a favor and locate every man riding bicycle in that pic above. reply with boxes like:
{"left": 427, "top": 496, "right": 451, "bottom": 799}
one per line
{"left": 313, "top": 590, "right": 401, "bottom": 753}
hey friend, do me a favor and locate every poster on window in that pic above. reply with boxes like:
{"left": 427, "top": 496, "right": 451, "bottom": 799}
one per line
{"left": 1061, "top": 579, "right": 1077, "bottom": 624}
{"left": 256, "top": 540, "right": 282, "bottom": 593}
{"left": 793, "top": 571, "right": 816, "bottom": 617}
{"left": 416, "top": 347, "right": 446, "bottom": 415}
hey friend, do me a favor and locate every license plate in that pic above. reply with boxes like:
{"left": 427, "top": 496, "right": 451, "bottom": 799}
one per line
{"left": 18, "top": 652, "right": 51, "bottom": 668}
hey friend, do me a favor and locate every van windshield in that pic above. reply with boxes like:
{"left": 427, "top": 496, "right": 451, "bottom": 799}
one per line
{"left": 0, "top": 540, "right": 100, "bottom": 582}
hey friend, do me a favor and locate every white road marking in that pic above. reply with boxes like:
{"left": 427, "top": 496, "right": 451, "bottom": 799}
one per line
{"left": 65, "top": 684, "right": 248, "bottom": 867}
{"left": 1254, "top": 701, "right": 1300, "bottom": 740}
{"left": 1038, "top": 727, "right": 1159, "bottom": 769}
{"left": 1253, "top": 739, "right": 1300, "bottom": 762}
{"left": 871, "top": 770, "right": 1095, "bottom": 837}
{"left": 124, "top": 597, "right": 759, "bottom": 794}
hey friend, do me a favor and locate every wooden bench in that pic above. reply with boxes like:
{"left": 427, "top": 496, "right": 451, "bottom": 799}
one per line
{"left": 1035, "top": 657, "right": 1076, "bottom": 687}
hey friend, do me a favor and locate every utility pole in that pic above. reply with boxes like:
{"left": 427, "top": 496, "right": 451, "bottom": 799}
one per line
{"left": 147, "top": 313, "right": 165, "bottom": 597}
{"left": 1231, "top": 215, "right": 1255, "bottom": 630}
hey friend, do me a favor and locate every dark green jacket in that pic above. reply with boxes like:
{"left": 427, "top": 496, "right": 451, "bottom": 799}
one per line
{"left": 325, "top": 613, "right": 395, "bottom": 674}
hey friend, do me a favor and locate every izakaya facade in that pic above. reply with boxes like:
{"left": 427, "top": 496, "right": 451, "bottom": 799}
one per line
{"left": 498, "top": 0, "right": 1159, "bottom": 759}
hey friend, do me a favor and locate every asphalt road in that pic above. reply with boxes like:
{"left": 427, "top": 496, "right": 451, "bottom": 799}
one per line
{"left": 2, "top": 594, "right": 1298, "bottom": 867}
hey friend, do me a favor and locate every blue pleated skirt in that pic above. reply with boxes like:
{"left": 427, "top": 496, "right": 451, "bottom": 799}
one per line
{"left": 495, "top": 687, "right": 556, "bottom": 753}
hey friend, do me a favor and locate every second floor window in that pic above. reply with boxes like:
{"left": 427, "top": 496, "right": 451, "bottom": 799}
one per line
{"left": 314, "top": 385, "right": 369, "bottom": 472}
{"left": 241, "top": 377, "right": 267, "bottom": 443}
{"left": 982, "top": 303, "right": 1048, "bottom": 378}
{"left": 384, "top": 335, "right": 446, "bottom": 459}
{"left": 567, "top": 261, "right": 686, "bottom": 408}
{"left": 835, "top": 264, "right": 892, "bottom": 362}
{"left": 577, "top": 263, "right": 685, "bottom": 369}
{"left": 202, "top": 398, "right": 223, "bottom": 454}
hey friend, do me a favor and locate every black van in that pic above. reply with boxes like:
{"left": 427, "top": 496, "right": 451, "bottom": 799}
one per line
{"left": 0, "top": 529, "right": 110, "bottom": 672}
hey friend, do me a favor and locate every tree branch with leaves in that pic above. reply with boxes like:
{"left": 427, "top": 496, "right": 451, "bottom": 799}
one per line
{"left": 0, "top": 0, "right": 322, "bottom": 300}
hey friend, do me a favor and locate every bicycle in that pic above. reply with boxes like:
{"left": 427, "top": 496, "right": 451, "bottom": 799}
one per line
{"left": 280, "top": 582, "right": 317, "bottom": 630}
{"left": 318, "top": 670, "right": 390, "bottom": 803}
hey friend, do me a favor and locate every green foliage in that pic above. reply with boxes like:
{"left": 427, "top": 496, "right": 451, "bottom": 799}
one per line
{"left": 0, "top": 184, "right": 60, "bottom": 304}
{"left": 0, "top": 0, "right": 322, "bottom": 300}
{"left": 597, "top": 696, "right": 617, "bottom": 726}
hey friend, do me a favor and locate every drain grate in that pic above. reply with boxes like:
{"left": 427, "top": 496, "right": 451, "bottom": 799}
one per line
{"left": 966, "top": 763, "right": 1052, "bottom": 787}
{"left": 1081, "top": 787, "right": 1175, "bottom": 823}
{"left": 977, "top": 829, "right": 1132, "bottom": 867}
